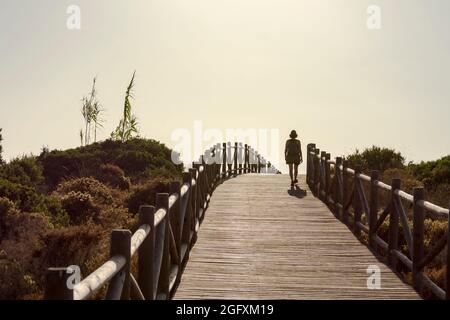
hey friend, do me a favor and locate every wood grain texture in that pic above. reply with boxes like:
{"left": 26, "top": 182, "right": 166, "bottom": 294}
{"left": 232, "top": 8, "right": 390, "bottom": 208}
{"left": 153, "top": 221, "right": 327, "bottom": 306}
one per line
{"left": 175, "top": 174, "right": 420, "bottom": 300}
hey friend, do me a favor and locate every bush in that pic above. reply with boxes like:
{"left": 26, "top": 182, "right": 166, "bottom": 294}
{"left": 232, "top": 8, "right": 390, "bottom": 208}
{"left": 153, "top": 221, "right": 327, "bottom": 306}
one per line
{"left": 95, "top": 164, "right": 130, "bottom": 190}
{"left": 381, "top": 169, "right": 423, "bottom": 194}
{"left": 54, "top": 177, "right": 132, "bottom": 227}
{"left": 408, "top": 155, "right": 450, "bottom": 186}
{"left": 55, "top": 177, "right": 113, "bottom": 205}
{"left": 0, "top": 179, "right": 46, "bottom": 213}
{"left": 0, "top": 137, "right": 186, "bottom": 299}
{"left": 0, "top": 156, "right": 44, "bottom": 188}
{"left": 0, "top": 211, "right": 52, "bottom": 299}
{"left": 407, "top": 156, "right": 449, "bottom": 207}
{"left": 43, "top": 225, "right": 105, "bottom": 278}
{"left": 42, "top": 196, "right": 70, "bottom": 228}
{"left": 59, "top": 191, "right": 99, "bottom": 224}
{"left": 0, "top": 178, "right": 68, "bottom": 227}
{"left": 427, "top": 183, "right": 450, "bottom": 208}
{"left": 126, "top": 177, "right": 172, "bottom": 214}
{"left": 0, "top": 197, "right": 20, "bottom": 236}
{"left": 39, "top": 138, "right": 182, "bottom": 189}
{"left": 346, "top": 146, "right": 405, "bottom": 173}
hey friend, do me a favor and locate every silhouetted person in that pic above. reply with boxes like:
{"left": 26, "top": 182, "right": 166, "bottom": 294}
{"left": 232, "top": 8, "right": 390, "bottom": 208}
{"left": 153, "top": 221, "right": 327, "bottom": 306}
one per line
{"left": 285, "top": 130, "right": 302, "bottom": 186}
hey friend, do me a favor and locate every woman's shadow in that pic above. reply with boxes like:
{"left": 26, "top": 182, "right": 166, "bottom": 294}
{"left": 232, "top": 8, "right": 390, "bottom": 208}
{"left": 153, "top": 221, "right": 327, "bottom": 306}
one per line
{"left": 287, "top": 185, "right": 307, "bottom": 198}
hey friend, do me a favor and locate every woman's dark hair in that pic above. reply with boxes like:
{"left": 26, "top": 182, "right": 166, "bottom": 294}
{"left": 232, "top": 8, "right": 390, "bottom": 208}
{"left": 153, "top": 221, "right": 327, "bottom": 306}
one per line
{"left": 289, "top": 130, "right": 298, "bottom": 138}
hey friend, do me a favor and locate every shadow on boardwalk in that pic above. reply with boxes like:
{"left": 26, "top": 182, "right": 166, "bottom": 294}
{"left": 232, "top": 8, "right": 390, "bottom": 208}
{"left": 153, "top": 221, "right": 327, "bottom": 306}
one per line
{"left": 287, "top": 185, "right": 307, "bottom": 198}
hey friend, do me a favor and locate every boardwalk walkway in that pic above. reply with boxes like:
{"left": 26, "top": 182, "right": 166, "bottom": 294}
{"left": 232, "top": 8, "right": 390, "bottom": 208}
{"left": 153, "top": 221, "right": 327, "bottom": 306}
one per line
{"left": 175, "top": 174, "right": 420, "bottom": 299}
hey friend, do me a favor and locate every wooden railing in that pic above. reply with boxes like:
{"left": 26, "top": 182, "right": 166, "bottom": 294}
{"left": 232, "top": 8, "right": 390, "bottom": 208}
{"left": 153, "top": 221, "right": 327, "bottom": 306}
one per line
{"left": 44, "top": 142, "right": 278, "bottom": 300}
{"left": 306, "top": 143, "right": 450, "bottom": 299}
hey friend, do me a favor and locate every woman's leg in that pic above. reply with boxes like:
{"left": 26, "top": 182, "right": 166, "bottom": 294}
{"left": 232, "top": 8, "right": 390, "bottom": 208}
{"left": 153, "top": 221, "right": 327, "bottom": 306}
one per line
{"left": 294, "top": 164, "right": 299, "bottom": 182}
{"left": 288, "top": 163, "right": 294, "bottom": 182}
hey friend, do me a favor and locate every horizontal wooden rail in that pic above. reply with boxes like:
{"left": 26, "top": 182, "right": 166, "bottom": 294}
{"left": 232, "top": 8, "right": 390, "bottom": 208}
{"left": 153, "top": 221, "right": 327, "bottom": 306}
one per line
{"left": 306, "top": 143, "right": 450, "bottom": 299}
{"left": 44, "top": 142, "right": 279, "bottom": 300}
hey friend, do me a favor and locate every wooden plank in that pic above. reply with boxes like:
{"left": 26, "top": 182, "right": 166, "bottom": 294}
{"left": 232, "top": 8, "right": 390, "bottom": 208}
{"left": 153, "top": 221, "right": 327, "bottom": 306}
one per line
{"left": 174, "top": 174, "right": 420, "bottom": 300}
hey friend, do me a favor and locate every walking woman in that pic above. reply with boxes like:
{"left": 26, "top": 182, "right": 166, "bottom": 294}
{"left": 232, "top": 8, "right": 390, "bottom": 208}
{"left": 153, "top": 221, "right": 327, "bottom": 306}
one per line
{"left": 285, "top": 130, "right": 303, "bottom": 186}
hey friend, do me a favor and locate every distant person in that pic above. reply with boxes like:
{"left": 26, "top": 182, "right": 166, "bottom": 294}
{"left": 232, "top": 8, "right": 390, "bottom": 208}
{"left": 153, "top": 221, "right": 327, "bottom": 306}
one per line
{"left": 285, "top": 130, "right": 302, "bottom": 187}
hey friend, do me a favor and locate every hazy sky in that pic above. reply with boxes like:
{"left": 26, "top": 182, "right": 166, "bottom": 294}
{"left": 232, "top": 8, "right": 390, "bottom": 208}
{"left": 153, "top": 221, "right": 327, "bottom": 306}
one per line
{"left": 1, "top": 0, "right": 449, "bottom": 172}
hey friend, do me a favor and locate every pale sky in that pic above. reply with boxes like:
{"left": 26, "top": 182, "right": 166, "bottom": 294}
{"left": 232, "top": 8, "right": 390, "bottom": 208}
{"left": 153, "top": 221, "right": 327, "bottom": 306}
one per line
{"left": 1, "top": 0, "right": 449, "bottom": 173}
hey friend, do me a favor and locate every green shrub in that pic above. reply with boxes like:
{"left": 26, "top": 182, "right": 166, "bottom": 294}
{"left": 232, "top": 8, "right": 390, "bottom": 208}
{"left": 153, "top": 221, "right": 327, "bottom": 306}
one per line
{"left": 126, "top": 177, "right": 171, "bottom": 214}
{"left": 59, "top": 191, "right": 99, "bottom": 224}
{"left": 95, "top": 164, "right": 130, "bottom": 190}
{"left": 0, "top": 156, "right": 44, "bottom": 188}
{"left": 0, "top": 137, "right": 185, "bottom": 299}
{"left": 55, "top": 177, "right": 113, "bottom": 205}
{"left": 0, "top": 179, "right": 68, "bottom": 226}
{"left": 407, "top": 156, "right": 449, "bottom": 208}
{"left": 346, "top": 146, "right": 405, "bottom": 173}
{"left": 381, "top": 169, "right": 423, "bottom": 194}
{"left": 0, "top": 211, "right": 52, "bottom": 299}
{"left": 54, "top": 177, "right": 132, "bottom": 227}
{"left": 43, "top": 224, "right": 105, "bottom": 278}
{"left": 0, "top": 197, "right": 20, "bottom": 236}
{"left": 408, "top": 155, "right": 450, "bottom": 186}
{"left": 42, "top": 196, "right": 70, "bottom": 228}
{"left": 0, "top": 179, "right": 46, "bottom": 213}
{"left": 39, "top": 138, "right": 182, "bottom": 189}
{"left": 427, "top": 183, "right": 450, "bottom": 208}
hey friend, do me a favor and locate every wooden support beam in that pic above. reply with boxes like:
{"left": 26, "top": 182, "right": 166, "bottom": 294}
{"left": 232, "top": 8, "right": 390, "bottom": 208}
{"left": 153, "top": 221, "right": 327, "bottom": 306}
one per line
{"left": 412, "top": 187, "right": 425, "bottom": 292}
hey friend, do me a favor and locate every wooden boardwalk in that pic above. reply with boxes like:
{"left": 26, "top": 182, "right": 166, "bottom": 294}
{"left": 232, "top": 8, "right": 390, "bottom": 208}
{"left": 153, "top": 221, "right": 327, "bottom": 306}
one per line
{"left": 175, "top": 174, "right": 420, "bottom": 299}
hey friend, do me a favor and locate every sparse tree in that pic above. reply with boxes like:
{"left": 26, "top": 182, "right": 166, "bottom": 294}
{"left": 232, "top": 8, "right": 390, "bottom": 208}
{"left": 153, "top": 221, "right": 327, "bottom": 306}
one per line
{"left": 111, "top": 71, "right": 139, "bottom": 142}
{"left": 81, "top": 77, "right": 104, "bottom": 145}
{"left": 91, "top": 101, "right": 105, "bottom": 143}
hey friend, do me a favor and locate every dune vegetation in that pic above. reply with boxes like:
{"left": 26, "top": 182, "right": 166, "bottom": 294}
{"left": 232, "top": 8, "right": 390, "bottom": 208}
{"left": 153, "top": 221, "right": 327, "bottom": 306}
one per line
{"left": 345, "top": 146, "right": 449, "bottom": 298}
{"left": 0, "top": 138, "right": 182, "bottom": 299}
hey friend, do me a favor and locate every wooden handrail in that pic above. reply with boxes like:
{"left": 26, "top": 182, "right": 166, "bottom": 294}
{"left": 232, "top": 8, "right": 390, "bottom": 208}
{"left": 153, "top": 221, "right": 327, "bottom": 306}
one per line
{"left": 44, "top": 142, "right": 278, "bottom": 300}
{"left": 306, "top": 143, "right": 450, "bottom": 299}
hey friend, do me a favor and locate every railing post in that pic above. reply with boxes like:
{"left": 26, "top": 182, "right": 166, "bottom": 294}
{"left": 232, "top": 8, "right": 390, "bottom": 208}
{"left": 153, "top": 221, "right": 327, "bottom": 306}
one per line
{"left": 227, "top": 142, "right": 233, "bottom": 177}
{"left": 319, "top": 151, "right": 326, "bottom": 201}
{"left": 353, "top": 165, "right": 362, "bottom": 238}
{"left": 238, "top": 143, "right": 243, "bottom": 174}
{"left": 342, "top": 160, "right": 349, "bottom": 225}
{"left": 306, "top": 143, "right": 315, "bottom": 186}
{"left": 44, "top": 268, "right": 74, "bottom": 300}
{"left": 412, "top": 187, "right": 425, "bottom": 292}
{"left": 369, "top": 170, "right": 380, "bottom": 249}
{"left": 234, "top": 142, "right": 238, "bottom": 175}
{"left": 388, "top": 179, "right": 401, "bottom": 270}
{"left": 222, "top": 142, "right": 227, "bottom": 179}
{"left": 324, "top": 153, "right": 331, "bottom": 203}
{"left": 138, "top": 205, "right": 155, "bottom": 300}
{"left": 249, "top": 147, "right": 254, "bottom": 172}
{"left": 182, "top": 172, "right": 193, "bottom": 247}
{"left": 188, "top": 169, "right": 198, "bottom": 244}
{"left": 252, "top": 148, "right": 256, "bottom": 173}
{"left": 156, "top": 193, "right": 170, "bottom": 299}
{"left": 447, "top": 200, "right": 450, "bottom": 300}
{"left": 244, "top": 144, "right": 248, "bottom": 173}
{"left": 107, "top": 229, "right": 132, "bottom": 300}
{"left": 313, "top": 149, "right": 320, "bottom": 196}
{"left": 248, "top": 147, "right": 252, "bottom": 172}
{"left": 335, "top": 157, "right": 343, "bottom": 220}
{"left": 215, "top": 143, "right": 221, "bottom": 182}
{"left": 170, "top": 181, "right": 182, "bottom": 256}
{"left": 257, "top": 154, "right": 261, "bottom": 173}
